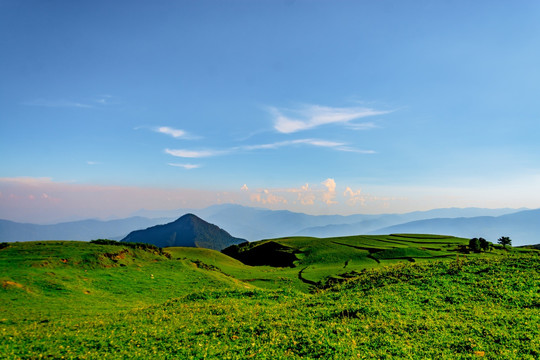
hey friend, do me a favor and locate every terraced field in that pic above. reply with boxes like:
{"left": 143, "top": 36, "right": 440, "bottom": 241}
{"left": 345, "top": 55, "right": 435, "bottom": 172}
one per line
{"left": 222, "top": 234, "right": 473, "bottom": 288}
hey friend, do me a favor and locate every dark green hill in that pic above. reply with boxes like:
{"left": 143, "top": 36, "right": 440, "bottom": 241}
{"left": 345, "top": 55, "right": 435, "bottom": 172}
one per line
{"left": 121, "top": 213, "right": 247, "bottom": 250}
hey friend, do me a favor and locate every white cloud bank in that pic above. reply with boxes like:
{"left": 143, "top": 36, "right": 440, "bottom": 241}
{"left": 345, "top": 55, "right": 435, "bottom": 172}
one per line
{"left": 248, "top": 178, "right": 341, "bottom": 208}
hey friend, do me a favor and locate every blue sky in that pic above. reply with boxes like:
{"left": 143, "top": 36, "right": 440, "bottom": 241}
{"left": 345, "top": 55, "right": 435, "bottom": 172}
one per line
{"left": 1, "top": 1, "right": 540, "bottom": 222}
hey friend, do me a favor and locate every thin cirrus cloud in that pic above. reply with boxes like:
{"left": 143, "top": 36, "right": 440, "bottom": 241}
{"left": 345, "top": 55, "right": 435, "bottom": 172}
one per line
{"left": 168, "top": 163, "right": 201, "bottom": 170}
{"left": 242, "top": 139, "right": 345, "bottom": 150}
{"left": 165, "top": 148, "right": 229, "bottom": 158}
{"left": 243, "top": 139, "right": 375, "bottom": 154}
{"left": 270, "top": 104, "right": 390, "bottom": 134}
{"left": 346, "top": 122, "right": 378, "bottom": 131}
{"left": 165, "top": 138, "right": 375, "bottom": 158}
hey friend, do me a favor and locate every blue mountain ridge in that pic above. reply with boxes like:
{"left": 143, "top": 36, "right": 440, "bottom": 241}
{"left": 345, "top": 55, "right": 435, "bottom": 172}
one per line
{"left": 0, "top": 205, "right": 537, "bottom": 246}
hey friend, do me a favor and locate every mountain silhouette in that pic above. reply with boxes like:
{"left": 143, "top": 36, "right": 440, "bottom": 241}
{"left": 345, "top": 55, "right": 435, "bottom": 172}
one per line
{"left": 121, "top": 213, "right": 246, "bottom": 250}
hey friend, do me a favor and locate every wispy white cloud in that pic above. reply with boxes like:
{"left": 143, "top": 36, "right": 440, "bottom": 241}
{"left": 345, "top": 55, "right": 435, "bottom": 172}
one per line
{"left": 165, "top": 137, "right": 374, "bottom": 159}
{"left": 165, "top": 148, "right": 227, "bottom": 158}
{"left": 157, "top": 126, "right": 186, "bottom": 138}
{"left": 334, "top": 147, "right": 376, "bottom": 154}
{"left": 243, "top": 138, "right": 374, "bottom": 154}
{"left": 87, "top": 161, "right": 101, "bottom": 165}
{"left": 155, "top": 126, "right": 198, "bottom": 139}
{"left": 346, "top": 122, "right": 378, "bottom": 131}
{"left": 168, "top": 163, "right": 201, "bottom": 170}
{"left": 270, "top": 104, "right": 390, "bottom": 134}
{"left": 243, "top": 139, "right": 344, "bottom": 151}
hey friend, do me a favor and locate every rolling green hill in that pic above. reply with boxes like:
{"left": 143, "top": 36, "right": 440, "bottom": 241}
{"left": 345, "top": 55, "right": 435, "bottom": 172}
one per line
{"left": 1, "top": 236, "right": 538, "bottom": 359}
{"left": 0, "top": 240, "right": 250, "bottom": 321}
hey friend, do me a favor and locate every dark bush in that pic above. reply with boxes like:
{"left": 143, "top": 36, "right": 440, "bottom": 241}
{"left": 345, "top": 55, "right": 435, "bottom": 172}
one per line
{"left": 90, "top": 239, "right": 119, "bottom": 246}
{"left": 90, "top": 239, "right": 170, "bottom": 258}
{"left": 479, "top": 237, "right": 490, "bottom": 251}
{"left": 469, "top": 238, "right": 481, "bottom": 253}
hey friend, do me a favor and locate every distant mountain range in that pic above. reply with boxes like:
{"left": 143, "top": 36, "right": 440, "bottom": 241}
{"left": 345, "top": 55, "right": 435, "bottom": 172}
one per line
{"left": 0, "top": 204, "right": 537, "bottom": 246}
{"left": 370, "top": 208, "right": 540, "bottom": 246}
{"left": 0, "top": 216, "right": 171, "bottom": 242}
{"left": 121, "top": 213, "right": 246, "bottom": 251}
{"left": 187, "top": 204, "right": 524, "bottom": 241}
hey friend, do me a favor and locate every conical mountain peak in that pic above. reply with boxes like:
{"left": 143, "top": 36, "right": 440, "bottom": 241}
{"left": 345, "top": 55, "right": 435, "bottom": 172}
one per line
{"left": 121, "top": 213, "right": 246, "bottom": 251}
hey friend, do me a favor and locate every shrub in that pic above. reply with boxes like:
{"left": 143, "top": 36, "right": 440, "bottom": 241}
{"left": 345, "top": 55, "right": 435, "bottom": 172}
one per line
{"left": 478, "top": 237, "right": 490, "bottom": 251}
{"left": 90, "top": 239, "right": 119, "bottom": 246}
{"left": 469, "top": 238, "right": 480, "bottom": 253}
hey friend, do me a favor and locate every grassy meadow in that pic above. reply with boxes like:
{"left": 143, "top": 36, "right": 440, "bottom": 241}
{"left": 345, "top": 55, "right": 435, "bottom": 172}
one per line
{"left": 1, "top": 235, "right": 539, "bottom": 359}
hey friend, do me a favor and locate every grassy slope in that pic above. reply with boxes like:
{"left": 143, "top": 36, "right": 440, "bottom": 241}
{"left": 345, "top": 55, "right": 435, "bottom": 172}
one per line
{"left": 0, "top": 241, "right": 249, "bottom": 321}
{"left": 1, "top": 238, "right": 539, "bottom": 359}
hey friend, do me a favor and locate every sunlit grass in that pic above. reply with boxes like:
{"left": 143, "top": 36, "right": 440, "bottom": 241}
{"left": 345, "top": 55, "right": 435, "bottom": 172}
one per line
{"left": 1, "top": 239, "right": 538, "bottom": 359}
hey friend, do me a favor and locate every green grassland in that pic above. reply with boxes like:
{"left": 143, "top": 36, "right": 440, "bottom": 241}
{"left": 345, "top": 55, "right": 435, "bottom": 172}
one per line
{"left": 1, "top": 235, "right": 539, "bottom": 359}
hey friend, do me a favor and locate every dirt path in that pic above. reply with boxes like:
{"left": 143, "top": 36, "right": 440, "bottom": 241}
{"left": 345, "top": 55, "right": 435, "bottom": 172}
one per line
{"left": 297, "top": 267, "right": 318, "bottom": 286}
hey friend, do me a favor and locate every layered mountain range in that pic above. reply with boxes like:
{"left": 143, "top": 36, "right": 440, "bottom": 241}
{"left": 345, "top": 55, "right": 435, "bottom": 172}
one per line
{"left": 1, "top": 204, "right": 538, "bottom": 246}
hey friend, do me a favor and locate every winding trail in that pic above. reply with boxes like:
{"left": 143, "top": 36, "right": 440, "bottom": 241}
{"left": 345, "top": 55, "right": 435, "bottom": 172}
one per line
{"left": 298, "top": 267, "right": 318, "bottom": 286}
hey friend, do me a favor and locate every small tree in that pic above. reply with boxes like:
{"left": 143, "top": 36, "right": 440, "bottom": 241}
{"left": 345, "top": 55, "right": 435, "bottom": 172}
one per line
{"left": 469, "top": 238, "right": 481, "bottom": 253}
{"left": 497, "top": 236, "right": 512, "bottom": 249}
{"left": 478, "top": 237, "right": 490, "bottom": 251}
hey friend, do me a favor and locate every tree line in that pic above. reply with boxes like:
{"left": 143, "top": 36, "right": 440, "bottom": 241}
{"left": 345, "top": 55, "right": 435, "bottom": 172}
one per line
{"left": 466, "top": 236, "right": 512, "bottom": 253}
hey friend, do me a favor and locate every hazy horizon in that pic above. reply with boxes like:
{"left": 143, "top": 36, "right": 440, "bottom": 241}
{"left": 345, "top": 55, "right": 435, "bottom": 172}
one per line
{"left": 2, "top": 1, "right": 540, "bottom": 224}
{"left": 0, "top": 185, "right": 533, "bottom": 225}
